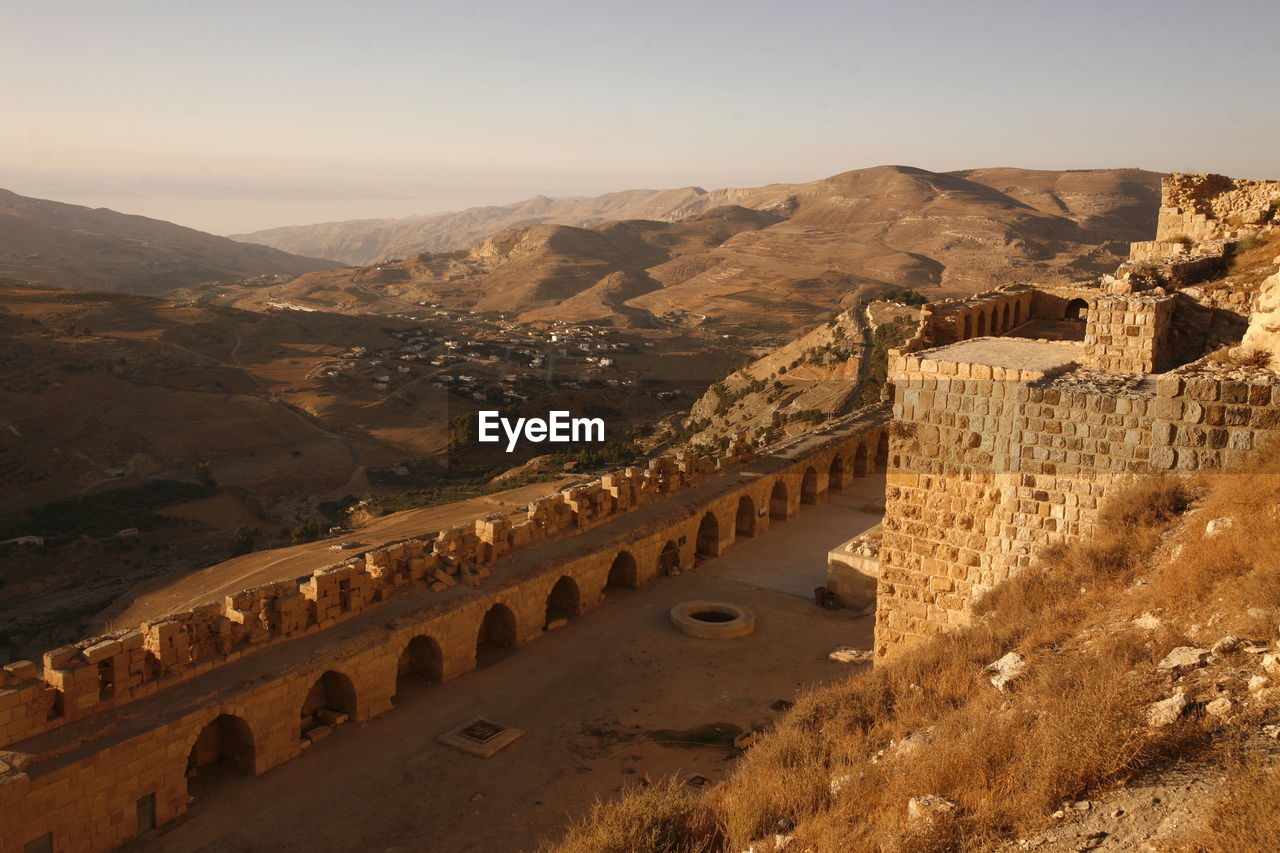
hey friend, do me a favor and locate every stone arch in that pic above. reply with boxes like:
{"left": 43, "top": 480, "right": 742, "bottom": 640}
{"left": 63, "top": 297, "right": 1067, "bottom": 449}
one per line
{"left": 476, "top": 603, "right": 518, "bottom": 667}
{"left": 695, "top": 510, "right": 720, "bottom": 558}
{"left": 606, "top": 550, "right": 639, "bottom": 589}
{"left": 769, "top": 480, "right": 789, "bottom": 519}
{"left": 394, "top": 635, "right": 442, "bottom": 702}
{"left": 1065, "top": 298, "right": 1088, "bottom": 321}
{"left": 875, "top": 432, "right": 890, "bottom": 472}
{"left": 828, "top": 454, "right": 846, "bottom": 490}
{"left": 735, "top": 494, "right": 757, "bottom": 537}
{"left": 1014, "top": 299, "right": 1025, "bottom": 327}
{"left": 959, "top": 313, "right": 971, "bottom": 340}
{"left": 800, "top": 466, "right": 820, "bottom": 505}
{"left": 977, "top": 309, "right": 989, "bottom": 337}
{"left": 658, "top": 540, "right": 681, "bottom": 574}
{"left": 545, "top": 575, "right": 581, "bottom": 626}
{"left": 186, "top": 713, "right": 255, "bottom": 797}
{"left": 300, "top": 670, "right": 358, "bottom": 737}
{"left": 1000, "top": 302, "right": 1010, "bottom": 331}
{"left": 853, "top": 443, "right": 870, "bottom": 476}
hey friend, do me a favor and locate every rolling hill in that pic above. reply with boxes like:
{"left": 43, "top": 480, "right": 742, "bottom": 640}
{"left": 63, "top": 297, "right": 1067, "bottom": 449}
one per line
{"left": 0, "top": 188, "right": 336, "bottom": 295}
{"left": 222, "top": 166, "right": 1163, "bottom": 331}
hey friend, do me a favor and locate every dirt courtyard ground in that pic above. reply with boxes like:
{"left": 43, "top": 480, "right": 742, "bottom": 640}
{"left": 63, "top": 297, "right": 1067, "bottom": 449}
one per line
{"left": 128, "top": 479, "right": 884, "bottom": 853}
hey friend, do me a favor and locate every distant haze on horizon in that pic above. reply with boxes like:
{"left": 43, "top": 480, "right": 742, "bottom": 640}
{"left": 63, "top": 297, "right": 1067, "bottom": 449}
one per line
{"left": 6, "top": 0, "right": 1277, "bottom": 236}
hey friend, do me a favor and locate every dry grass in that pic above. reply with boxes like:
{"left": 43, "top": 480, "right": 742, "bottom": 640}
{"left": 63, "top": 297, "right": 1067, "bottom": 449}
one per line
{"left": 548, "top": 464, "right": 1280, "bottom": 852}
{"left": 553, "top": 777, "right": 722, "bottom": 853}
{"left": 1182, "top": 754, "right": 1280, "bottom": 853}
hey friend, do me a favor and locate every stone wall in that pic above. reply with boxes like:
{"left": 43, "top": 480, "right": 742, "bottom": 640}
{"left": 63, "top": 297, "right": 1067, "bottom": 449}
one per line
{"left": 1155, "top": 173, "right": 1280, "bottom": 243}
{"left": 0, "top": 412, "right": 890, "bottom": 853}
{"left": 1082, "top": 290, "right": 1175, "bottom": 373}
{"left": 873, "top": 347, "right": 1280, "bottom": 658}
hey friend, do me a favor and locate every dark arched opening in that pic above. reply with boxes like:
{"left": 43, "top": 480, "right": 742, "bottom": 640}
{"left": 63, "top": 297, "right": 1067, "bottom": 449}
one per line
{"left": 300, "top": 670, "right": 357, "bottom": 738}
{"left": 187, "top": 714, "right": 255, "bottom": 797}
{"left": 977, "top": 311, "right": 989, "bottom": 336}
{"left": 828, "top": 455, "right": 846, "bottom": 491}
{"left": 1000, "top": 303, "right": 1010, "bottom": 331}
{"left": 476, "top": 603, "right": 517, "bottom": 667}
{"left": 394, "top": 635, "right": 442, "bottom": 703}
{"left": 658, "top": 540, "right": 680, "bottom": 575}
{"left": 853, "top": 444, "right": 870, "bottom": 476}
{"left": 735, "top": 495, "right": 757, "bottom": 537}
{"left": 695, "top": 511, "right": 720, "bottom": 558}
{"left": 800, "top": 467, "right": 819, "bottom": 505}
{"left": 1014, "top": 299, "right": 1025, "bottom": 326}
{"left": 1065, "top": 298, "right": 1088, "bottom": 321}
{"left": 959, "top": 314, "right": 970, "bottom": 340}
{"left": 606, "top": 550, "right": 639, "bottom": 589}
{"left": 769, "top": 480, "right": 789, "bottom": 520}
{"left": 875, "top": 432, "right": 890, "bottom": 472}
{"left": 545, "top": 576, "right": 580, "bottom": 626}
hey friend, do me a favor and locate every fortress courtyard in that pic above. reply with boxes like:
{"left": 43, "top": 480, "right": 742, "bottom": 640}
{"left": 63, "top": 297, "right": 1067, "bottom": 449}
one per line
{"left": 121, "top": 477, "right": 885, "bottom": 853}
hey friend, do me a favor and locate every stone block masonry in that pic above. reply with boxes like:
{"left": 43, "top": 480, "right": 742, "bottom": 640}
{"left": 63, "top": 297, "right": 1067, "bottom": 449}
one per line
{"left": 874, "top": 345, "right": 1280, "bottom": 658}
{"left": 0, "top": 410, "right": 890, "bottom": 853}
{"left": 1155, "top": 173, "right": 1280, "bottom": 243}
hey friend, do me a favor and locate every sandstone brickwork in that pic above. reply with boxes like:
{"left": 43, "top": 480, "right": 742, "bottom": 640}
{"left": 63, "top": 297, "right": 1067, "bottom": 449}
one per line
{"left": 875, "top": 328, "right": 1280, "bottom": 659}
{"left": 0, "top": 411, "right": 890, "bottom": 853}
{"left": 1155, "top": 173, "right": 1280, "bottom": 243}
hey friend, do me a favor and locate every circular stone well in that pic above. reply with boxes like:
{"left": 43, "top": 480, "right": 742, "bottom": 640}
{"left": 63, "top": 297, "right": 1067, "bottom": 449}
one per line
{"left": 669, "top": 600, "right": 756, "bottom": 639}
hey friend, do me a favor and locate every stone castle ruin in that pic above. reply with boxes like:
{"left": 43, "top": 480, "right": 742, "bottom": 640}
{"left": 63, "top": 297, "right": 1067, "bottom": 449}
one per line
{"left": 0, "top": 407, "right": 889, "bottom": 852}
{"left": 2, "top": 173, "right": 1278, "bottom": 852}
{"left": 874, "top": 172, "right": 1280, "bottom": 656}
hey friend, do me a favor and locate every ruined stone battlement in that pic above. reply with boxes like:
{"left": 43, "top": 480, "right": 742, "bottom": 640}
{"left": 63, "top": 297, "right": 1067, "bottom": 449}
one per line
{"left": 0, "top": 443, "right": 776, "bottom": 751}
{"left": 0, "top": 409, "right": 890, "bottom": 853}
{"left": 874, "top": 188, "right": 1280, "bottom": 658}
{"left": 1153, "top": 172, "right": 1280, "bottom": 244}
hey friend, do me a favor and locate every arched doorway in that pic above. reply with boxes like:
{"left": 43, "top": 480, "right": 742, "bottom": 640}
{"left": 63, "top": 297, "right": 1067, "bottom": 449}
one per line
{"left": 186, "top": 714, "right": 254, "bottom": 797}
{"left": 1014, "top": 300, "right": 1024, "bottom": 326}
{"left": 394, "top": 635, "right": 442, "bottom": 703}
{"left": 828, "top": 455, "right": 846, "bottom": 491}
{"left": 1000, "top": 303, "right": 1010, "bottom": 331}
{"left": 800, "top": 467, "right": 819, "bottom": 505}
{"left": 978, "top": 311, "right": 989, "bottom": 336}
{"left": 695, "top": 511, "right": 720, "bottom": 558}
{"left": 959, "top": 314, "right": 971, "bottom": 340}
{"left": 769, "top": 480, "right": 789, "bottom": 520}
{"left": 658, "top": 540, "right": 680, "bottom": 575}
{"left": 300, "top": 670, "right": 357, "bottom": 738}
{"left": 606, "top": 550, "right": 638, "bottom": 589}
{"left": 853, "top": 444, "right": 870, "bottom": 476}
{"left": 476, "top": 603, "right": 517, "bottom": 667}
{"left": 1065, "top": 298, "right": 1088, "bottom": 321}
{"left": 735, "top": 495, "right": 757, "bottom": 537}
{"left": 545, "top": 576, "right": 580, "bottom": 626}
{"left": 875, "top": 433, "right": 890, "bottom": 472}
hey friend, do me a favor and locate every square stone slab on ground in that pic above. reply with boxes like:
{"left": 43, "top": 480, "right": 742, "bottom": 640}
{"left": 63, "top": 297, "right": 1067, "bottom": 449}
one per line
{"left": 438, "top": 717, "right": 525, "bottom": 757}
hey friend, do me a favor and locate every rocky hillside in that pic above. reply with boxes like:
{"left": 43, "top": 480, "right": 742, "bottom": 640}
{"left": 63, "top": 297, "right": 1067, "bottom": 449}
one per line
{"left": 0, "top": 188, "right": 335, "bottom": 295}
{"left": 221, "top": 206, "right": 786, "bottom": 327}
{"left": 553, "top": 468, "right": 1280, "bottom": 853}
{"left": 230, "top": 186, "right": 793, "bottom": 265}
{"left": 221, "top": 167, "right": 1162, "bottom": 333}
{"left": 680, "top": 298, "right": 919, "bottom": 449}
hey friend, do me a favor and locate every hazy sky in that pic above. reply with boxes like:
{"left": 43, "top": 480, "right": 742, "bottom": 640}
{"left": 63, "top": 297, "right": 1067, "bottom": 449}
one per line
{"left": 5, "top": 0, "right": 1277, "bottom": 235}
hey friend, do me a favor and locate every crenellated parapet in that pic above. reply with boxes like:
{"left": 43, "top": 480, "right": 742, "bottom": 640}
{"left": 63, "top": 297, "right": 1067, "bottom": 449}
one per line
{"left": 0, "top": 408, "right": 893, "bottom": 853}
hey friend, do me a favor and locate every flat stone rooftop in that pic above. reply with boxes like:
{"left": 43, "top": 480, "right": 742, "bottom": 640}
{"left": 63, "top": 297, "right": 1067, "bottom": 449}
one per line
{"left": 920, "top": 337, "right": 1082, "bottom": 373}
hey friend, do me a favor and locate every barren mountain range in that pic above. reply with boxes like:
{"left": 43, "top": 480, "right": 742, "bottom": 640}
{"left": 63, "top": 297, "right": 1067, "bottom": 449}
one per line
{"left": 223, "top": 166, "right": 1163, "bottom": 331}
{"left": 0, "top": 188, "right": 335, "bottom": 295}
